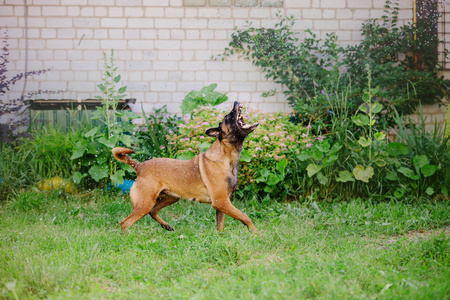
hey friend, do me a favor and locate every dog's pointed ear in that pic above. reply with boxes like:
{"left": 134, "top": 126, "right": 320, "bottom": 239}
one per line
{"left": 205, "top": 127, "right": 220, "bottom": 137}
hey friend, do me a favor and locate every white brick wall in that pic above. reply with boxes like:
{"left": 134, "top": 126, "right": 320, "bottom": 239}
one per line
{"left": 1, "top": 0, "right": 446, "bottom": 123}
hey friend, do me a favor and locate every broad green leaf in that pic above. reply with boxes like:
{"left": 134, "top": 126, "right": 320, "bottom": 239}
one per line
{"left": 421, "top": 164, "right": 437, "bottom": 177}
{"left": 386, "top": 142, "right": 410, "bottom": 157}
{"left": 255, "top": 168, "right": 270, "bottom": 183}
{"left": 118, "top": 86, "right": 127, "bottom": 94}
{"left": 358, "top": 136, "right": 372, "bottom": 147}
{"left": 177, "top": 151, "right": 195, "bottom": 161}
{"left": 371, "top": 102, "right": 383, "bottom": 114}
{"left": 336, "top": 170, "right": 354, "bottom": 183}
{"left": 266, "top": 173, "right": 281, "bottom": 186}
{"left": 73, "top": 171, "right": 87, "bottom": 185}
{"left": 84, "top": 127, "right": 99, "bottom": 138}
{"left": 311, "top": 146, "right": 324, "bottom": 160}
{"left": 316, "top": 172, "right": 328, "bottom": 185}
{"left": 88, "top": 164, "right": 109, "bottom": 182}
{"left": 330, "top": 143, "right": 343, "bottom": 154}
{"left": 71, "top": 147, "right": 85, "bottom": 160}
{"left": 276, "top": 159, "right": 288, "bottom": 177}
{"left": 110, "top": 170, "right": 125, "bottom": 186}
{"left": 315, "top": 140, "right": 330, "bottom": 153}
{"left": 352, "top": 114, "right": 370, "bottom": 126}
{"left": 120, "top": 135, "right": 136, "bottom": 147}
{"left": 306, "top": 163, "right": 322, "bottom": 177}
{"left": 98, "top": 136, "right": 119, "bottom": 148}
{"left": 199, "top": 142, "right": 212, "bottom": 152}
{"left": 398, "top": 167, "right": 419, "bottom": 180}
{"left": 425, "top": 187, "right": 434, "bottom": 196}
{"left": 297, "top": 153, "right": 310, "bottom": 161}
{"left": 413, "top": 155, "right": 429, "bottom": 169}
{"left": 442, "top": 186, "right": 448, "bottom": 197}
{"left": 352, "top": 165, "right": 374, "bottom": 183}
{"left": 374, "top": 131, "right": 386, "bottom": 141}
{"left": 386, "top": 171, "right": 398, "bottom": 181}
{"left": 114, "top": 75, "right": 121, "bottom": 83}
{"left": 97, "top": 84, "right": 106, "bottom": 92}
{"left": 240, "top": 150, "right": 252, "bottom": 162}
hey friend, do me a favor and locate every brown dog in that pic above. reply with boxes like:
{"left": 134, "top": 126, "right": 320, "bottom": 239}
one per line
{"left": 112, "top": 101, "right": 259, "bottom": 233}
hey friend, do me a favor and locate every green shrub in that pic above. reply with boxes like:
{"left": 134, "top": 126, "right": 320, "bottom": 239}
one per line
{"left": 135, "top": 105, "right": 180, "bottom": 161}
{"left": 219, "top": 1, "right": 449, "bottom": 130}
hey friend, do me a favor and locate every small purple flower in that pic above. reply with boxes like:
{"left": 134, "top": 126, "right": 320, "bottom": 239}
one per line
{"left": 201, "top": 122, "right": 209, "bottom": 126}
{"left": 306, "top": 143, "right": 313, "bottom": 148}
{"left": 160, "top": 145, "right": 165, "bottom": 150}
{"left": 321, "top": 89, "right": 326, "bottom": 96}
{"left": 314, "top": 81, "right": 318, "bottom": 87}
{"left": 255, "top": 147, "right": 262, "bottom": 151}
{"left": 315, "top": 135, "right": 326, "bottom": 141}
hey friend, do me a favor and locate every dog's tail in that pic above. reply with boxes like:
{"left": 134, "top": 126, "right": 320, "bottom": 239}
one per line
{"left": 112, "top": 147, "right": 140, "bottom": 171}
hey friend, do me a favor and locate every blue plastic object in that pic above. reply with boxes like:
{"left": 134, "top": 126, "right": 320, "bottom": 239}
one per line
{"left": 107, "top": 179, "right": 134, "bottom": 193}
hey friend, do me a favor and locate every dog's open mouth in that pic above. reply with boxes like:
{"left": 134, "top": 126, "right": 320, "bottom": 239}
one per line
{"left": 237, "top": 104, "right": 259, "bottom": 131}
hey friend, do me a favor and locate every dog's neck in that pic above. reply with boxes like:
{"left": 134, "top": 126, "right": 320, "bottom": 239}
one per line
{"left": 205, "top": 139, "right": 243, "bottom": 164}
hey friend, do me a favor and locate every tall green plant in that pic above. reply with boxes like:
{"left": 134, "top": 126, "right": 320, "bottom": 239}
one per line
{"left": 71, "top": 50, "right": 140, "bottom": 188}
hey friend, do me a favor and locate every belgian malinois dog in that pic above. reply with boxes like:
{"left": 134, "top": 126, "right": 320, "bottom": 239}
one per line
{"left": 112, "top": 101, "right": 259, "bottom": 233}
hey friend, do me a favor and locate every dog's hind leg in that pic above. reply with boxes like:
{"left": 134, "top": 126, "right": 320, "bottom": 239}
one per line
{"left": 121, "top": 186, "right": 160, "bottom": 232}
{"left": 150, "top": 195, "right": 179, "bottom": 231}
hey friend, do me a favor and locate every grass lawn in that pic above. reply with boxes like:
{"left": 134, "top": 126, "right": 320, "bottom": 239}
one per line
{"left": 1, "top": 190, "right": 449, "bottom": 299}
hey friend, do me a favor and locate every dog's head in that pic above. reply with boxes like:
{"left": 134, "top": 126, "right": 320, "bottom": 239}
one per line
{"left": 205, "top": 101, "right": 259, "bottom": 145}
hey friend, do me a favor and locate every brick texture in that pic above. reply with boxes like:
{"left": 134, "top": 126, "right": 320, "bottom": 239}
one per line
{"left": 1, "top": 0, "right": 447, "bottom": 124}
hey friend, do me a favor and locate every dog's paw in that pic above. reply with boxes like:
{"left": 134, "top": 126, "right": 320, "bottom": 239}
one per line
{"left": 161, "top": 224, "right": 175, "bottom": 231}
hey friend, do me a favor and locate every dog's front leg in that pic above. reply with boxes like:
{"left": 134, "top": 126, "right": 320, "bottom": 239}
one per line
{"left": 216, "top": 209, "right": 225, "bottom": 231}
{"left": 212, "top": 198, "right": 257, "bottom": 233}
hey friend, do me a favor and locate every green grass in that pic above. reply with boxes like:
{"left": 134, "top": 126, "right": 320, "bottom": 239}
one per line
{"left": 1, "top": 190, "right": 449, "bottom": 299}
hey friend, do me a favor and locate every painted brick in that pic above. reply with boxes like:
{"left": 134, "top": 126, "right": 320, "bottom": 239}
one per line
{"left": 209, "top": 19, "right": 234, "bottom": 29}
{"left": 125, "top": 7, "right": 144, "bottom": 17}
{"left": 145, "top": 8, "right": 165, "bottom": 17}
{"left": 284, "top": 0, "right": 311, "bottom": 8}
{"left": 109, "top": 29, "right": 124, "bottom": 39}
{"left": 88, "top": 0, "right": 115, "bottom": 5}
{"left": 101, "top": 39, "right": 127, "bottom": 49}
{"left": 171, "top": 29, "right": 185, "bottom": 39}
{"left": 0, "top": 6, "right": 14, "bottom": 16}
{"left": 95, "top": 7, "right": 108, "bottom": 16}
{"left": 116, "top": 0, "right": 142, "bottom": 6}
{"left": 182, "top": 18, "right": 208, "bottom": 29}
{"left": 47, "top": 39, "right": 73, "bottom": 49}
{"left": 303, "top": 9, "right": 322, "bottom": 19}
{"left": 93, "top": 29, "right": 108, "bottom": 39}
{"left": 68, "top": 7, "right": 80, "bottom": 17}
{"left": 124, "top": 29, "right": 140, "bottom": 39}
{"left": 144, "top": 0, "right": 169, "bottom": 5}
{"left": 101, "top": 18, "right": 127, "bottom": 28}
{"left": 0, "top": 17, "right": 17, "bottom": 27}
{"left": 58, "top": 29, "right": 76, "bottom": 38}
{"left": 128, "top": 40, "right": 154, "bottom": 49}
{"left": 74, "top": 18, "right": 100, "bottom": 27}
{"left": 33, "top": 0, "right": 60, "bottom": 5}
{"left": 42, "top": 29, "right": 57, "bottom": 38}
{"left": 347, "top": 0, "right": 373, "bottom": 9}
{"left": 155, "top": 40, "right": 181, "bottom": 50}
{"left": 340, "top": 20, "right": 363, "bottom": 30}
{"left": 180, "top": 61, "right": 205, "bottom": 71}
{"left": 158, "top": 50, "right": 182, "bottom": 60}
{"left": 81, "top": 7, "right": 95, "bottom": 17}
{"left": 336, "top": 9, "right": 353, "bottom": 19}
{"left": 250, "top": 8, "right": 271, "bottom": 18}
{"left": 165, "top": 8, "right": 184, "bottom": 18}
{"left": 155, "top": 18, "right": 181, "bottom": 28}
{"left": 181, "top": 40, "right": 208, "bottom": 50}
{"left": 186, "top": 29, "right": 200, "bottom": 39}
{"left": 158, "top": 29, "right": 171, "bottom": 39}
{"left": 323, "top": 9, "right": 336, "bottom": 19}
{"left": 321, "top": 0, "right": 345, "bottom": 8}
{"left": 61, "top": 0, "right": 87, "bottom": 4}
{"left": 198, "top": 8, "right": 218, "bottom": 18}
{"left": 151, "top": 81, "right": 177, "bottom": 92}
{"left": 313, "top": 20, "right": 339, "bottom": 30}
{"left": 109, "top": 7, "right": 123, "bottom": 17}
